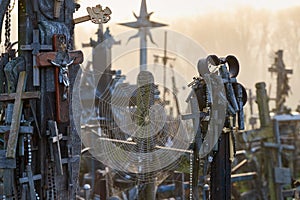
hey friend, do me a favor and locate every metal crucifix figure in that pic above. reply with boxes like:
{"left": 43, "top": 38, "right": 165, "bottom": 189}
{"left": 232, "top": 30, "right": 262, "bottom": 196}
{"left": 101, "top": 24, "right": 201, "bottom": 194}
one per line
{"left": 49, "top": 52, "right": 76, "bottom": 101}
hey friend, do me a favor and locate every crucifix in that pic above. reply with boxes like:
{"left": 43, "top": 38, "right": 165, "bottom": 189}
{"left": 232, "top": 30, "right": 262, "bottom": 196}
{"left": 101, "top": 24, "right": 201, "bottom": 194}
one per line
{"left": 20, "top": 29, "right": 52, "bottom": 86}
{"left": 36, "top": 34, "right": 83, "bottom": 122}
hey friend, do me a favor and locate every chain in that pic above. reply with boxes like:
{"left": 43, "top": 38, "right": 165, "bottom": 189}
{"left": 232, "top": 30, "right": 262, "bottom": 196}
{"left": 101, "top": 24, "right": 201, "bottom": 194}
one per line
{"left": 189, "top": 151, "right": 193, "bottom": 200}
{"left": 4, "top": 3, "right": 11, "bottom": 48}
{"left": 27, "top": 134, "right": 32, "bottom": 166}
{"left": 16, "top": 157, "right": 22, "bottom": 200}
{"left": 47, "top": 163, "right": 57, "bottom": 200}
{"left": 7, "top": 0, "right": 16, "bottom": 13}
{"left": 47, "top": 165, "right": 52, "bottom": 199}
{"left": 26, "top": 134, "right": 40, "bottom": 200}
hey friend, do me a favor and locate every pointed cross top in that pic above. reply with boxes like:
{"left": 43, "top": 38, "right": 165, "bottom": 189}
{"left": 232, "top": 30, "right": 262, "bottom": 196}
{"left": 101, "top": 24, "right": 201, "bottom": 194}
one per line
{"left": 119, "top": 0, "right": 167, "bottom": 29}
{"left": 118, "top": 0, "right": 168, "bottom": 69}
{"left": 139, "top": 0, "right": 149, "bottom": 18}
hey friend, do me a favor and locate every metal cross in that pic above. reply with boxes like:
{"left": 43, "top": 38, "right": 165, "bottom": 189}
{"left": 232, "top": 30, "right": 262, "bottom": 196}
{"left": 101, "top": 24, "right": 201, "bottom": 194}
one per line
{"left": 73, "top": 4, "right": 111, "bottom": 24}
{"left": 119, "top": 0, "right": 167, "bottom": 71}
{"left": 20, "top": 29, "right": 52, "bottom": 86}
{"left": 181, "top": 91, "right": 202, "bottom": 133}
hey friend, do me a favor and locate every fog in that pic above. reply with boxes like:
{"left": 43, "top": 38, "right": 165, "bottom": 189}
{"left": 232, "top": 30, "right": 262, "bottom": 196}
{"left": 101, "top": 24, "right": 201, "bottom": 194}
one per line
{"left": 3, "top": 3, "right": 299, "bottom": 128}
{"left": 169, "top": 6, "right": 300, "bottom": 112}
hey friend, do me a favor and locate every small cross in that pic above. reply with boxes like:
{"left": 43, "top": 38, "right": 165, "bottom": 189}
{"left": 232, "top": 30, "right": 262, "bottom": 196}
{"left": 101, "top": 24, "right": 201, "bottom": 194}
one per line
{"left": 61, "top": 144, "right": 80, "bottom": 199}
{"left": 20, "top": 29, "right": 52, "bottom": 86}
{"left": 19, "top": 165, "right": 42, "bottom": 200}
{"left": 181, "top": 91, "right": 205, "bottom": 133}
{"left": 48, "top": 120, "right": 63, "bottom": 175}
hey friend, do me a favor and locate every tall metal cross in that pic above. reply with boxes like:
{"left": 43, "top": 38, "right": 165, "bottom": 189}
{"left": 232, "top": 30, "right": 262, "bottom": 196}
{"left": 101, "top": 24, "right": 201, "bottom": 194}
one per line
{"left": 119, "top": 0, "right": 167, "bottom": 71}
{"left": 20, "top": 29, "right": 52, "bottom": 86}
{"left": 153, "top": 31, "right": 175, "bottom": 102}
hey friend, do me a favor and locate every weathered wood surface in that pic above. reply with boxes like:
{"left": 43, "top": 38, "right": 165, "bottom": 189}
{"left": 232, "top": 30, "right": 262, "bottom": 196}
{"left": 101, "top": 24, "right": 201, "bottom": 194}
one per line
{"left": 6, "top": 71, "right": 27, "bottom": 158}
{"left": 0, "top": 91, "right": 40, "bottom": 102}
{"left": 48, "top": 120, "right": 63, "bottom": 175}
{"left": 0, "top": 150, "right": 16, "bottom": 168}
{"left": 0, "top": 126, "right": 33, "bottom": 134}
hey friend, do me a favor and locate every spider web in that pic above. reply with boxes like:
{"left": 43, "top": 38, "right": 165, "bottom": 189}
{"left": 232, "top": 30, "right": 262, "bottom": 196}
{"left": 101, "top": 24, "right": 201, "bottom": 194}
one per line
{"left": 72, "top": 29, "right": 208, "bottom": 182}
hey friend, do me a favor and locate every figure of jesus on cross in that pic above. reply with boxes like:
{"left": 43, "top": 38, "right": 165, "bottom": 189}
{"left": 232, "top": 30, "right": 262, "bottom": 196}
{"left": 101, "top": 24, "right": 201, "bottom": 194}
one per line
{"left": 49, "top": 51, "right": 75, "bottom": 101}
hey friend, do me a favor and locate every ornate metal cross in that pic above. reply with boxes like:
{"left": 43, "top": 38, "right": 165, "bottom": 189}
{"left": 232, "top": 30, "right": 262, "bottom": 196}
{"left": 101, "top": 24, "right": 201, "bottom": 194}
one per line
{"left": 73, "top": 4, "right": 112, "bottom": 24}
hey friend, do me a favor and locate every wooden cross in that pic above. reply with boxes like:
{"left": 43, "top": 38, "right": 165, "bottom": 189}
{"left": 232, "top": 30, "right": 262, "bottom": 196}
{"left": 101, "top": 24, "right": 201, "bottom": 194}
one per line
{"left": 73, "top": 4, "right": 112, "bottom": 24}
{"left": 20, "top": 29, "right": 52, "bottom": 86}
{"left": 36, "top": 34, "right": 83, "bottom": 123}
{"left": 0, "top": 72, "right": 40, "bottom": 158}
{"left": 19, "top": 165, "right": 42, "bottom": 200}
{"left": 268, "top": 50, "right": 293, "bottom": 113}
{"left": 5, "top": 71, "right": 27, "bottom": 158}
{"left": 47, "top": 120, "right": 63, "bottom": 175}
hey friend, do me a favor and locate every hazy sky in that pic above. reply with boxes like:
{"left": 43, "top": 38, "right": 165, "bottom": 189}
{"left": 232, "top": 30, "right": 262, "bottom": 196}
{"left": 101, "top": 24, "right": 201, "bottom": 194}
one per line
{"left": 74, "top": 0, "right": 300, "bottom": 115}
{"left": 75, "top": 0, "right": 300, "bottom": 22}
{"left": 2, "top": 0, "right": 299, "bottom": 123}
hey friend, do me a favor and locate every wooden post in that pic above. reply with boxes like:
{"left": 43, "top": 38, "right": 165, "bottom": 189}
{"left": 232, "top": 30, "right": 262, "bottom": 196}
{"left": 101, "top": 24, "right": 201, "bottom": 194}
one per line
{"left": 255, "top": 82, "right": 271, "bottom": 128}
{"left": 136, "top": 71, "right": 156, "bottom": 200}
